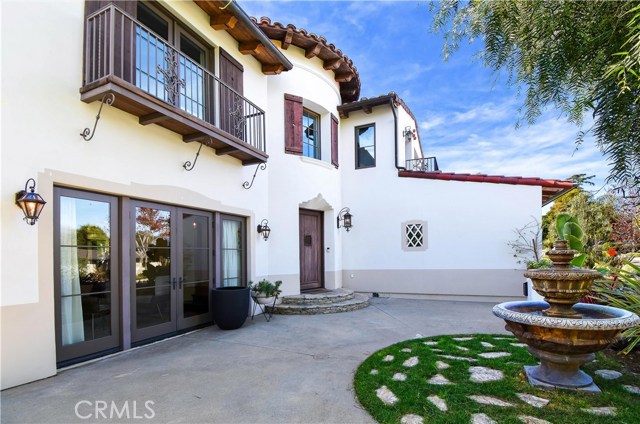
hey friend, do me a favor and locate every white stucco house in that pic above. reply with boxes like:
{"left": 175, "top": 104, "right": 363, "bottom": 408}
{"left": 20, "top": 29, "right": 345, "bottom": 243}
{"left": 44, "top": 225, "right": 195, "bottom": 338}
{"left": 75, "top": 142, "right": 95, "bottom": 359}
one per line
{"left": 0, "top": 0, "right": 573, "bottom": 389}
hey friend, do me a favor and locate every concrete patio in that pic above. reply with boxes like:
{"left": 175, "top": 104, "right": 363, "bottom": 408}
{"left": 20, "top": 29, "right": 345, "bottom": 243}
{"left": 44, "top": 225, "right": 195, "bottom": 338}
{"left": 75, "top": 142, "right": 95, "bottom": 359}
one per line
{"left": 1, "top": 297, "right": 508, "bottom": 423}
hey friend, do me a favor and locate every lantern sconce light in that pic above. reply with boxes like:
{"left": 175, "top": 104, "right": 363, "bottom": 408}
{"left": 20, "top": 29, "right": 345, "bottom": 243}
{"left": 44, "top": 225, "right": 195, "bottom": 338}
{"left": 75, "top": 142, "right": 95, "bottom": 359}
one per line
{"left": 15, "top": 178, "right": 47, "bottom": 225}
{"left": 403, "top": 126, "right": 417, "bottom": 143}
{"left": 337, "top": 207, "right": 353, "bottom": 232}
{"left": 257, "top": 219, "right": 271, "bottom": 241}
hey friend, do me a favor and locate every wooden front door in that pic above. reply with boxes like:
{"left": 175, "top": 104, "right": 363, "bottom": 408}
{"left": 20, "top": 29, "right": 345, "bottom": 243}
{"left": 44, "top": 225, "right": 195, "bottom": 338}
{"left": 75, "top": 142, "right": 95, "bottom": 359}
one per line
{"left": 299, "top": 209, "right": 324, "bottom": 291}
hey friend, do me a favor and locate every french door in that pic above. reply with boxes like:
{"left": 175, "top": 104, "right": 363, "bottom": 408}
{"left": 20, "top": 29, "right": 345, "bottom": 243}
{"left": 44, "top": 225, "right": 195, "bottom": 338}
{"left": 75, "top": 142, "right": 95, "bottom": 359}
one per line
{"left": 54, "top": 188, "right": 120, "bottom": 365}
{"left": 131, "top": 201, "right": 213, "bottom": 343}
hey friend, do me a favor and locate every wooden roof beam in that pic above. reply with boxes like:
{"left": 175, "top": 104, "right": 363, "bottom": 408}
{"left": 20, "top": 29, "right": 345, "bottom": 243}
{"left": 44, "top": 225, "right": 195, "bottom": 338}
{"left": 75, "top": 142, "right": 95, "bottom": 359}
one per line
{"left": 216, "top": 146, "right": 239, "bottom": 156}
{"left": 239, "top": 41, "right": 265, "bottom": 56}
{"left": 339, "top": 110, "right": 349, "bottom": 119}
{"left": 282, "top": 29, "right": 294, "bottom": 50}
{"left": 139, "top": 112, "right": 168, "bottom": 126}
{"left": 363, "top": 105, "right": 372, "bottom": 114}
{"left": 183, "top": 132, "right": 209, "bottom": 143}
{"left": 323, "top": 58, "right": 342, "bottom": 70}
{"left": 262, "top": 64, "right": 286, "bottom": 75}
{"left": 305, "top": 43, "right": 322, "bottom": 59}
{"left": 335, "top": 73, "right": 353, "bottom": 82}
{"left": 210, "top": 14, "right": 238, "bottom": 30}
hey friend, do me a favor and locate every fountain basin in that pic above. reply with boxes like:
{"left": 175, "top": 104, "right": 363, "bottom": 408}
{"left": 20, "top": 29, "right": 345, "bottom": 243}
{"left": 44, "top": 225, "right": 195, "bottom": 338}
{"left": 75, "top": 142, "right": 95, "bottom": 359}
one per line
{"left": 493, "top": 301, "right": 640, "bottom": 392}
{"left": 523, "top": 268, "right": 602, "bottom": 318}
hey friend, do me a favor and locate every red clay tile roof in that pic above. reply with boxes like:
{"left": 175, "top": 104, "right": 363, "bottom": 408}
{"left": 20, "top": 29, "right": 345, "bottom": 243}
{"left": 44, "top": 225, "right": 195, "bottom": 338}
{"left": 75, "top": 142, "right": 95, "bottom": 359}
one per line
{"left": 252, "top": 17, "right": 361, "bottom": 103}
{"left": 398, "top": 170, "right": 575, "bottom": 206}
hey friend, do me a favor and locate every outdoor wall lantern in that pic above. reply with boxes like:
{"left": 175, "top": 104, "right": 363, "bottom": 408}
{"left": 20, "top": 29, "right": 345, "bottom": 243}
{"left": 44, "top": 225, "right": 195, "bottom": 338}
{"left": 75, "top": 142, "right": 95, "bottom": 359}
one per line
{"left": 403, "top": 126, "right": 413, "bottom": 143}
{"left": 15, "top": 178, "right": 47, "bottom": 225}
{"left": 257, "top": 219, "right": 271, "bottom": 241}
{"left": 337, "top": 207, "right": 353, "bottom": 232}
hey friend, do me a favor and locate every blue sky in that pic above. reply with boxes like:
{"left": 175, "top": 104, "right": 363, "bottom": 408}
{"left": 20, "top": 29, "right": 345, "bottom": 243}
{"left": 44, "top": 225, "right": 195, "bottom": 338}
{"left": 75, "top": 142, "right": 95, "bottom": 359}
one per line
{"left": 242, "top": 0, "right": 611, "bottom": 192}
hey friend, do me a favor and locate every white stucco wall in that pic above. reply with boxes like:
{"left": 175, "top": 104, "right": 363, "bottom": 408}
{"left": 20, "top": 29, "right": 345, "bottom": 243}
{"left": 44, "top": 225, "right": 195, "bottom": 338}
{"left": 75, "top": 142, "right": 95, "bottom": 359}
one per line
{"left": 0, "top": 0, "right": 271, "bottom": 389}
{"left": 339, "top": 105, "right": 538, "bottom": 300}
{"left": 262, "top": 42, "right": 345, "bottom": 293}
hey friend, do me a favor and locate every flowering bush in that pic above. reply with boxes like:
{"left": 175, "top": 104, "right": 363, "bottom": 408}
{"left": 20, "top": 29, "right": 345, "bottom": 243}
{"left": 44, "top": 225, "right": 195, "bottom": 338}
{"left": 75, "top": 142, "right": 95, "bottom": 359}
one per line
{"left": 592, "top": 249, "right": 640, "bottom": 354}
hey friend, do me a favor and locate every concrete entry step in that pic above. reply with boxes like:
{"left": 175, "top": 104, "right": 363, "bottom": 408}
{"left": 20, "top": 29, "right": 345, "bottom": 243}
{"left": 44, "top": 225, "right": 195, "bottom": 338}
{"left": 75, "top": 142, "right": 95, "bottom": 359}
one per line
{"left": 268, "top": 293, "right": 369, "bottom": 315}
{"left": 281, "top": 288, "right": 355, "bottom": 305}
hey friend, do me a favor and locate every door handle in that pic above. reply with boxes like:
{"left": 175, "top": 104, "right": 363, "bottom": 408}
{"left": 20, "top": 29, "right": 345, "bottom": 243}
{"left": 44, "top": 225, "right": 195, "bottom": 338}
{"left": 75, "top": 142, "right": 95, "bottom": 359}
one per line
{"left": 172, "top": 277, "right": 176, "bottom": 290}
{"left": 179, "top": 277, "right": 183, "bottom": 290}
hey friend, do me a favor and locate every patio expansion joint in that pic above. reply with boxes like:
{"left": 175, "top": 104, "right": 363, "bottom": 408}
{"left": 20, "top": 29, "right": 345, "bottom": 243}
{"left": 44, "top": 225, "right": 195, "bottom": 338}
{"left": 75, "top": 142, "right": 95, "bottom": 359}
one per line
{"left": 369, "top": 302, "right": 421, "bottom": 334}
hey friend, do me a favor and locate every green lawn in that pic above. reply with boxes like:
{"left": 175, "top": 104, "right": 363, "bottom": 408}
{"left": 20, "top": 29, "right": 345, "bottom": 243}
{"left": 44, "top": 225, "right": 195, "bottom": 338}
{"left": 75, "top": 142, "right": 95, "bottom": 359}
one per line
{"left": 354, "top": 334, "right": 640, "bottom": 423}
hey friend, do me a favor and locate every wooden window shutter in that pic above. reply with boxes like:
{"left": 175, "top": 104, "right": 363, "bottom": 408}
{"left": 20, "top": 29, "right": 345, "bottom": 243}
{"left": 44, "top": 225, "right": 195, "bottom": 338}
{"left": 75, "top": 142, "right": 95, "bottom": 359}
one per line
{"left": 331, "top": 113, "right": 339, "bottom": 168}
{"left": 284, "top": 94, "right": 303, "bottom": 154}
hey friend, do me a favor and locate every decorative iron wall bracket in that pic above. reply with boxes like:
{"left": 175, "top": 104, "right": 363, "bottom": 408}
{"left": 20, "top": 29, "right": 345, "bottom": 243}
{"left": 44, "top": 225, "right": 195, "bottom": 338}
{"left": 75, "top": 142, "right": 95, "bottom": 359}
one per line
{"left": 183, "top": 142, "right": 204, "bottom": 171}
{"left": 80, "top": 93, "right": 115, "bottom": 141}
{"left": 242, "top": 162, "right": 267, "bottom": 189}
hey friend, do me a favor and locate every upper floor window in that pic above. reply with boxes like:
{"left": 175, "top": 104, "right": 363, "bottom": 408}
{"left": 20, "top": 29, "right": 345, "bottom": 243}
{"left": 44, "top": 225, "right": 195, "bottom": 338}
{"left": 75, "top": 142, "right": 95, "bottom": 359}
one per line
{"left": 284, "top": 94, "right": 339, "bottom": 168}
{"left": 356, "top": 124, "right": 375, "bottom": 169}
{"left": 303, "top": 109, "right": 321, "bottom": 159}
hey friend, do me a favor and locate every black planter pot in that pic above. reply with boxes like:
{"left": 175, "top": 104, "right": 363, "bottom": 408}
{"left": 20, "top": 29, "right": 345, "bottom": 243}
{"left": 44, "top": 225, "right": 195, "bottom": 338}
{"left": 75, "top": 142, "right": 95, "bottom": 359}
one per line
{"left": 211, "top": 286, "right": 250, "bottom": 330}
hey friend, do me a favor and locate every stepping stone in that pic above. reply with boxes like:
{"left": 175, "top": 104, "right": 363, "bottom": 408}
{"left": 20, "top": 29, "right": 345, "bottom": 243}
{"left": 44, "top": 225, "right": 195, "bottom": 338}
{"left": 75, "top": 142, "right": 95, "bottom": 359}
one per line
{"left": 479, "top": 352, "right": 511, "bottom": 359}
{"left": 439, "top": 354, "right": 477, "bottom": 362}
{"left": 493, "top": 337, "right": 516, "bottom": 340}
{"left": 403, "top": 356, "right": 419, "bottom": 367}
{"left": 516, "top": 393, "right": 550, "bottom": 408}
{"left": 401, "top": 414, "right": 423, "bottom": 424}
{"left": 376, "top": 386, "right": 398, "bottom": 405}
{"left": 518, "top": 416, "right": 551, "bottom": 424}
{"left": 393, "top": 373, "right": 407, "bottom": 381}
{"left": 370, "top": 369, "right": 379, "bottom": 375}
{"left": 511, "top": 343, "right": 528, "bottom": 348}
{"left": 414, "top": 333, "right": 424, "bottom": 339}
{"left": 469, "top": 366, "right": 503, "bottom": 382}
{"left": 471, "top": 413, "right": 497, "bottom": 424}
{"left": 582, "top": 407, "right": 617, "bottom": 416}
{"left": 436, "top": 360, "right": 450, "bottom": 370}
{"left": 481, "top": 341, "right": 495, "bottom": 348}
{"left": 456, "top": 346, "right": 470, "bottom": 351}
{"left": 431, "top": 348, "right": 443, "bottom": 352}
{"left": 401, "top": 348, "right": 412, "bottom": 353}
{"left": 382, "top": 355, "right": 394, "bottom": 362}
{"left": 595, "top": 369, "right": 623, "bottom": 380}
{"left": 469, "top": 395, "right": 514, "bottom": 407}
{"left": 427, "top": 395, "right": 448, "bottom": 412}
{"left": 453, "top": 337, "right": 473, "bottom": 341}
{"left": 423, "top": 341, "right": 438, "bottom": 346}
{"left": 623, "top": 385, "right": 640, "bottom": 394}
{"left": 428, "top": 374, "right": 452, "bottom": 385}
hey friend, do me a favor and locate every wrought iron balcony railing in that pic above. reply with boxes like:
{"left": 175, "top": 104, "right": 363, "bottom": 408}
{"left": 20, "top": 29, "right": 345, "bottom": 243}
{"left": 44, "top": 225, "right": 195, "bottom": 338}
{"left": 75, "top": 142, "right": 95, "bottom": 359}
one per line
{"left": 81, "top": 5, "right": 266, "bottom": 163}
{"left": 406, "top": 157, "right": 439, "bottom": 172}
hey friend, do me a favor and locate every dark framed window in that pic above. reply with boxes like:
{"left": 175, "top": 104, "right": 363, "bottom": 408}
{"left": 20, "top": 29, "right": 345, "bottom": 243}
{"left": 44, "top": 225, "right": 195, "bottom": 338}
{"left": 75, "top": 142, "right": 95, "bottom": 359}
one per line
{"left": 356, "top": 124, "right": 376, "bottom": 168}
{"left": 135, "top": 2, "right": 213, "bottom": 123}
{"left": 302, "top": 109, "right": 321, "bottom": 159}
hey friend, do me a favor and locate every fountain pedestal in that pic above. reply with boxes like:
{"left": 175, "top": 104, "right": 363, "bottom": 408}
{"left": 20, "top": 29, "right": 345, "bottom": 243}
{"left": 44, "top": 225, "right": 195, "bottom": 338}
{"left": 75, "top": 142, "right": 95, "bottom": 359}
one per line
{"left": 493, "top": 240, "right": 640, "bottom": 393}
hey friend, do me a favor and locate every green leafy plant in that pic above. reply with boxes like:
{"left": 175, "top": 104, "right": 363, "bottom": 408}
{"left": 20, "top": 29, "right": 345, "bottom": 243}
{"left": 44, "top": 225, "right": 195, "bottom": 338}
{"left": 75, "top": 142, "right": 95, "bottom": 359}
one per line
{"left": 592, "top": 260, "right": 640, "bottom": 354}
{"left": 556, "top": 213, "right": 587, "bottom": 267}
{"left": 249, "top": 279, "right": 282, "bottom": 298}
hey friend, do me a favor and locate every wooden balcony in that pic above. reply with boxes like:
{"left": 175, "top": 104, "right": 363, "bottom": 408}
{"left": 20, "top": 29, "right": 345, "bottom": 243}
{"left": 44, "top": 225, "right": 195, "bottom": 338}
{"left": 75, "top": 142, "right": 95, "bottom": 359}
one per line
{"left": 80, "top": 5, "right": 267, "bottom": 165}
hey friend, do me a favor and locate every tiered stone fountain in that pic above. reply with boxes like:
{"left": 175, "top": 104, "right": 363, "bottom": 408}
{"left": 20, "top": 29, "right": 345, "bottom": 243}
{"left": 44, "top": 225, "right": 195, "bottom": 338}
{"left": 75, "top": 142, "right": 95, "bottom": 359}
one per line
{"left": 493, "top": 240, "right": 640, "bottom": 393}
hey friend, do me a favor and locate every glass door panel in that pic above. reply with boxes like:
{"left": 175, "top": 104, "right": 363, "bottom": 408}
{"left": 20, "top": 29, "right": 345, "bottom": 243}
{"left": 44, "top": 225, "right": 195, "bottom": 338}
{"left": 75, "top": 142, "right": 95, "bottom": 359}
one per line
{"left": 221, "top": 217, "right": 244, "bottom": 287}
{"left": 178, "top": 211, "right": 212, "bottom": 326}
{"left": 55, "top": 189, "right": 119, "bottom": 365}
{"left": 132, "top": 204, "right": 176, "bottom": 342}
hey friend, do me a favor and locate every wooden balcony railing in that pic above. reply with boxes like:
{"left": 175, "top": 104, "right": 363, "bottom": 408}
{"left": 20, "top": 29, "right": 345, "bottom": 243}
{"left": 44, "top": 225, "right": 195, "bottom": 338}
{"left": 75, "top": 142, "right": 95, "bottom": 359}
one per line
{"left": 80, "top": 5, "right": 267, "bottom": 164}
{"left": 406, "top": 157, "right": 439, "bottom": 172}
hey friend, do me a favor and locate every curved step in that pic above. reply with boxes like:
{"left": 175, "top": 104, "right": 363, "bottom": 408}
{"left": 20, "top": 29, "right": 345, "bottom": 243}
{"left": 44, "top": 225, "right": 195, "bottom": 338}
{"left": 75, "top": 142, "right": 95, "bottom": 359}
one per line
{"left": 268, "top": 294, "right": 369, "bottom": 315}
{"left": 281, "top": 288, "right": 354, "bottom": 305}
